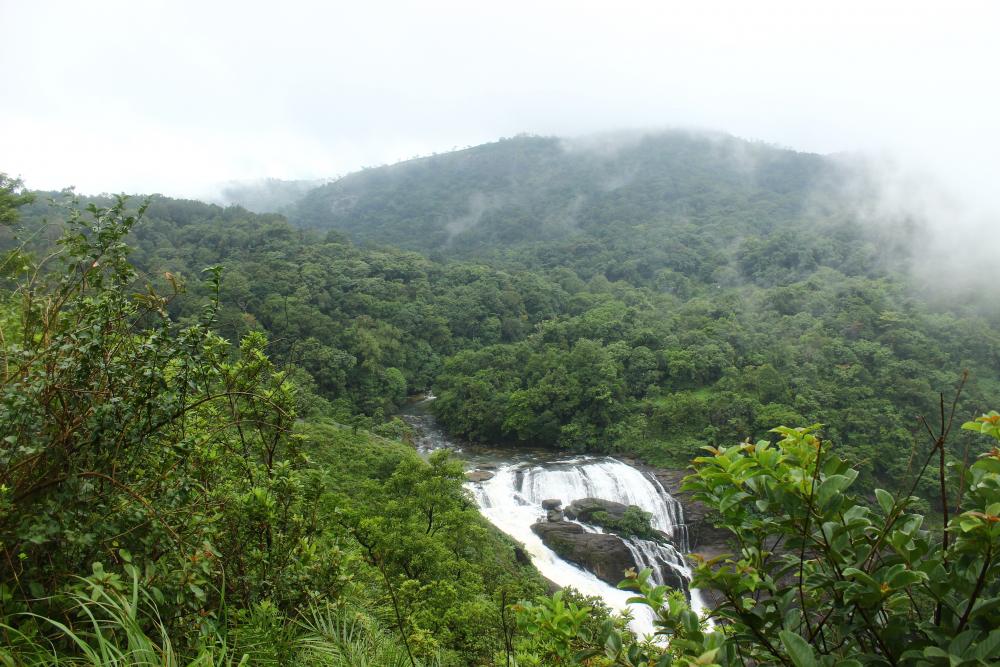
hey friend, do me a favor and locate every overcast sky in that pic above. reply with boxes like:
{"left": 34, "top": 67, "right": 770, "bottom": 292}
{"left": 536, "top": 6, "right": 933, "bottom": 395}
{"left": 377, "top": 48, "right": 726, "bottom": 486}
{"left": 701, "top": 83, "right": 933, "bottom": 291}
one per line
{"left": 1, "top": 0, "right": 998, "bottom": 203}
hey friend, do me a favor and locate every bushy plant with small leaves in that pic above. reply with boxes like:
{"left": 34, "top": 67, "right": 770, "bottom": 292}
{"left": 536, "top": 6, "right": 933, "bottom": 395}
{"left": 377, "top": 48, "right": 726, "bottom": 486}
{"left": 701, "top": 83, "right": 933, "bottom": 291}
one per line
{"left": 517, "top": 407, "right": 1000, "bottom": 666}
{"left": 0, "top": 197, "right": 340, "bottom": 653}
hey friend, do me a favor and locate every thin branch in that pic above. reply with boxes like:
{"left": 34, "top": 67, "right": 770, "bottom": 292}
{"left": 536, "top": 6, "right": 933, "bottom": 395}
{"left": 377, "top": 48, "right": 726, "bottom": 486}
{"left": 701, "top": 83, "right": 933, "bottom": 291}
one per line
{"left": 77, "top": 471, "right": 184, "bottom": 548}
{"left": 956, "top": 546, "right": 992, "bottom": 633}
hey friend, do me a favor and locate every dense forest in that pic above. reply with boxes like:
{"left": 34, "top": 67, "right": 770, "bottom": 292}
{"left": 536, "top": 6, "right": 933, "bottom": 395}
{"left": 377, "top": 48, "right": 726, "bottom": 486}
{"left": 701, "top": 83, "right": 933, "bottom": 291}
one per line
{"left": 1, "top": 131, "right": 998, "bottom": 665}
{"left": 0, "top": 183, "right": 548, "bottom": 665}
{"left": 14, "top": 134, "right": 998, "bottom": 489}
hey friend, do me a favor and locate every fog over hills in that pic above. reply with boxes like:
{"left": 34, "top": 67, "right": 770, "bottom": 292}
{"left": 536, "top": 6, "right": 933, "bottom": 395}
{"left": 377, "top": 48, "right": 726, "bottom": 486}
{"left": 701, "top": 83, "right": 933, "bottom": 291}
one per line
{"left": 210, "top": 177, "right": 333, "bottom": 214}
{"left": 288, "top": 132, "right": 837, "bottom": 255}
{"left": 251, "top": 129, "right": 989, "bottom": 307}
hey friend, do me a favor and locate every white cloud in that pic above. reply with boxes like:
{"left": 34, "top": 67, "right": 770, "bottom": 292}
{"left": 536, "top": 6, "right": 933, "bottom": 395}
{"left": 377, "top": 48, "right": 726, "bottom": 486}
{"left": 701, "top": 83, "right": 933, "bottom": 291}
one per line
{"left": 1, "top": 0, "right": 997, "bottom": 201}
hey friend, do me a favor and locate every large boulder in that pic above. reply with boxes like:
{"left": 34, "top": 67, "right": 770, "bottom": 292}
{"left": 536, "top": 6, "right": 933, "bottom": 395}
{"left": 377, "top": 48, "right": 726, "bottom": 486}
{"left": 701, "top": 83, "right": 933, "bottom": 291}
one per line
{"left": 565, "top": 497, "right": 675, "bottom": 546}
{"left": 465, "top": 470, "right": 495, "bottom": 482}
{"left": 563, "top": 497, "right": 628, "bottom": 523}
{"left": 531, "top": 521, "right": 637, "bottom": 586}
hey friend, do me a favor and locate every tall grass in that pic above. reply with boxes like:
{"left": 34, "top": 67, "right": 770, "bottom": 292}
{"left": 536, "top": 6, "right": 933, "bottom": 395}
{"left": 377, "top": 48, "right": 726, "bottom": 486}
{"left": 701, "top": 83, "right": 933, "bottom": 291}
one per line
{"left": 295, "top": 603, "right": 440, "bottom": 667}
{"left": 0, "top": 572, "right": 439, "bottom": 666}
{"left": 0, "top": 568, "right": 240, "bottom": 667}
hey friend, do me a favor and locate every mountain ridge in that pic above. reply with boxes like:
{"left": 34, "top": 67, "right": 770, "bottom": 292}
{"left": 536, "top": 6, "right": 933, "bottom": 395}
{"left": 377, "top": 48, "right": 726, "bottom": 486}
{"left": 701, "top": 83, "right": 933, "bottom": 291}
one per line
{"left": 287, "top": 131, "right": 848, "bottom": 261}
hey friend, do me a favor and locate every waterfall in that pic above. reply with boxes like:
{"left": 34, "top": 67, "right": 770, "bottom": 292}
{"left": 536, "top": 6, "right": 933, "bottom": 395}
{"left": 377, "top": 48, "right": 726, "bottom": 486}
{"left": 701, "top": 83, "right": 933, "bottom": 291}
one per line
{"left": 399, "top": 402, "right": 707, "bottom": 640}
{"left": 648, "top": 473, "right": 690, "bottom": 551}
{"left": 622, "top": 537, "right": 689, "bottom": 587}
{"left": 503, "top": 457, "right": 687, "bottom": 540}
{"left": 471, "top": 456, "right": 704, "bottom": 639}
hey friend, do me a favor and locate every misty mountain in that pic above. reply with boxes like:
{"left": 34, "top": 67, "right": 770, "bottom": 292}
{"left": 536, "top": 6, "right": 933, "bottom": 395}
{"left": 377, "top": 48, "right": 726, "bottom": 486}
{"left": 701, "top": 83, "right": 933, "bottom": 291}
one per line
{"left": 290, "top": 131, "right": 849, "bottom": 258}
{"left": 286, "top": 130, "right": 933, "bottom": 301}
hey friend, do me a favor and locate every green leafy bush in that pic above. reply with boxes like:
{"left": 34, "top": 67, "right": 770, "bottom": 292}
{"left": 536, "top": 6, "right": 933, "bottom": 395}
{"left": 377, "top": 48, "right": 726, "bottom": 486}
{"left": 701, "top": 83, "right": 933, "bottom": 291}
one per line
{"left": 517, "top": 416, "right": 1000, "bottom": 665}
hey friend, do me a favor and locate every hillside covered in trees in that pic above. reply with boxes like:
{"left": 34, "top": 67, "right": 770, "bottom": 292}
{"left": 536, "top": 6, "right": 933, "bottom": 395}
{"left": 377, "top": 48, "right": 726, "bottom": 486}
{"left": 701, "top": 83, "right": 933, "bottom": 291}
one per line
{"left": 1, "top": 131, "right": 998, "bottom": 665}
{"left": 12, "top": 133, "right": 997, "bottom": 488}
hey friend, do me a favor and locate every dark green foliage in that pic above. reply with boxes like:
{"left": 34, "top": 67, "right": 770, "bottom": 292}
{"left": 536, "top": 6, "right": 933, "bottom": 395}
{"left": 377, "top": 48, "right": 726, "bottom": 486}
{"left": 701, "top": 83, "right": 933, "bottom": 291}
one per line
{"left": 8, "top": 132, "right": 1000, "bottom": 491}
{"left": 329, "top": 445, "right": 544, "bottom": 664}
{"left": 0, "top": 197, "right": 333, "bottom": 634}
{"left": 289, "top": 133, "right": 840, "bottom": 265}
{"left": 431, "top": 278, "right": 998, "bottom": 491}
{"left": 0, "top": 174, "right": 33, "bottom": 227}
{"left": 263, "top": 131, "right": 1000, "bottom": 487}
{"left": 3, "top": 130, "right": 1000, "bottom": 663}
{"left": 5, "top": 190, "right": 578, "bottom": 420}
{"left": 517, "top": 418, "right": 1000, "bottom": 665}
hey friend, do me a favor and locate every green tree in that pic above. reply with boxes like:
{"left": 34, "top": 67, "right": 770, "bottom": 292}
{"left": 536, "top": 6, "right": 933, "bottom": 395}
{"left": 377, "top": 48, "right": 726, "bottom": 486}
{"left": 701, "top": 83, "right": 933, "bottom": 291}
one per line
{"left": 0, "top": 198, "right": 336, "bottom": 645}
{"left": 0, "top": 174, "right": 33, "bottom": 227}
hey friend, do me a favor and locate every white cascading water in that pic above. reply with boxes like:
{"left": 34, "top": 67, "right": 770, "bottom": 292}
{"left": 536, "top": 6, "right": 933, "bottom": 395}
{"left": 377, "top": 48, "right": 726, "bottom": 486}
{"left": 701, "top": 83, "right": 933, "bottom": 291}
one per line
{"left": 469, "top": 457, "right": 706, "bottom": 639}
{"left": 508, "top": 459, "right": 686, "bottom": 541}
{"left": 401, "top": 397, "right": 706, "bottom": 640}
{"left": 623, "top": 538, "right": 687, "bottom": 585}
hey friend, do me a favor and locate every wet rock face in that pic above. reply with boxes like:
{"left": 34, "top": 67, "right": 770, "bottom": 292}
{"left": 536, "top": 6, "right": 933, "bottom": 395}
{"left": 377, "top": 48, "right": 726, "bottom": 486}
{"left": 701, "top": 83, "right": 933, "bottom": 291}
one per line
{"left": 532, "top": 518, "right": 690, "bottom": 597}
{"left": 656, "top": 564, "right": 688, "bottom": 593}
{"left": 531, "top": 521, "right": 638, "bottom": 587}
{"left": 542, "top": 498, "right": 564, "bottom": 520}
{"left": 465, "top": 470, "right": 495, "bottom": 482}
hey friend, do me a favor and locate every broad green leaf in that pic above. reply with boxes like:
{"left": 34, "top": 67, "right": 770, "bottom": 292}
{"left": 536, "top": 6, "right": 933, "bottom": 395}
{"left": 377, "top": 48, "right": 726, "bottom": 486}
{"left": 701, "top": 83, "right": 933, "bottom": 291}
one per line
{"left": 779, "top": 630, "right": 818, "bottom": 667}
{"left": 973, "top": 629, "right": 1000, "bottom": 661}
{"left": 875, "top": 488, "right": 895, "bottom": 515}
{"left": 604, "top": 631, "right": 622, "bottom": 657}
{"left": 817, "top": 472, "right": 856, "bottom": 507}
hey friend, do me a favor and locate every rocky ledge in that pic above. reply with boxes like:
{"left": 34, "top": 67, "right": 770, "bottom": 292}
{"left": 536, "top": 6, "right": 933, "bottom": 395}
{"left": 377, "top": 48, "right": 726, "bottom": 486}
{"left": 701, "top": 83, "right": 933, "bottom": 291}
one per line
{"left": 465, "top": 469, "right": 495, "bottom": 482}
{"left": 563, "top": 497, "right": 628, "bottom": 523}
{"left": 530, "top": 520, "right": 638, "bottom": 587}
{"left": 531, "top": 498, "right": 687, "bottom": 593}
{"left": 564, "top": 497, "right": 674, "bottom": 544}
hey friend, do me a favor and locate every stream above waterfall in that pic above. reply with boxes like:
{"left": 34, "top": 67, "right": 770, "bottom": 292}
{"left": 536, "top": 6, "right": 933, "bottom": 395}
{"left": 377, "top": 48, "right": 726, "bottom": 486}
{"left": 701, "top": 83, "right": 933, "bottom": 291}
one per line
{"left": 399, "top": 396, "right": 706, "bottom": 639}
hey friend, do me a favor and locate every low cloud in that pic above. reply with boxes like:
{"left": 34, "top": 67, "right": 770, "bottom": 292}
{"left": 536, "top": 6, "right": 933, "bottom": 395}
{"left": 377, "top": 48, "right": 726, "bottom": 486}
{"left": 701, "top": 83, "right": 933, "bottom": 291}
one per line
{"left": 833, "top": 153, "right": 999, "bottom": 305}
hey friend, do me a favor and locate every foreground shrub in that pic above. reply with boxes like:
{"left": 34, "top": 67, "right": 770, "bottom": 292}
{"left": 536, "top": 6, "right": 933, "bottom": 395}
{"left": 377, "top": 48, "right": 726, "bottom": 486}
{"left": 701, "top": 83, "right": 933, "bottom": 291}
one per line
{"left": 518, "top": 409, "right": 1000, "bottom": 665}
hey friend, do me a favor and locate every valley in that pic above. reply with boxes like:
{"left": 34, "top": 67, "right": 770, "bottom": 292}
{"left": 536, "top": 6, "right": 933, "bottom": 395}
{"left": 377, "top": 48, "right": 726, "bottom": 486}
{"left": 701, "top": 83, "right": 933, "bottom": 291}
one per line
{"left": 2, "top": 130, "right": 998, "bottom": 665}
